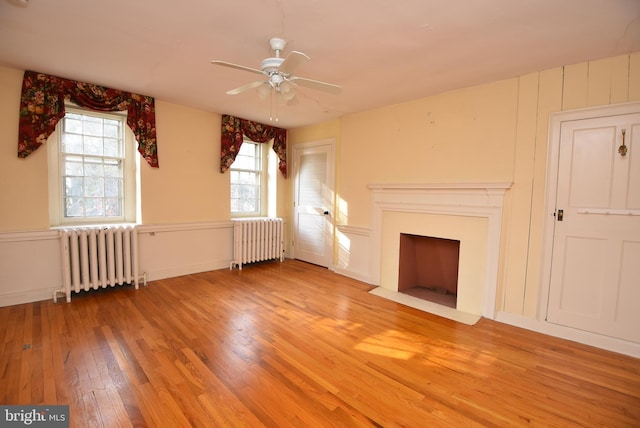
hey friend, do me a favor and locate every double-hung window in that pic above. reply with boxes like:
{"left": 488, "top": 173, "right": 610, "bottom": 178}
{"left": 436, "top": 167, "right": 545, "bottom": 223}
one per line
{"left": 230, "top": 140, "right": 267, "bottom": 217}
{"left": 48, "top": 106, "right": 138, "bottom": 226}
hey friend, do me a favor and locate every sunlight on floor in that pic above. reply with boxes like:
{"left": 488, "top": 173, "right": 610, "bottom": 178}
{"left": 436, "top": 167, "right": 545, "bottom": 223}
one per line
{"left": 354, "top": 329, "right": 423, "bottom": 360}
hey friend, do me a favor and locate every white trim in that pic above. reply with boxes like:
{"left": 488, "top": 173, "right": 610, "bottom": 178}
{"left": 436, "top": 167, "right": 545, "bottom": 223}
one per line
{"left": 292, "top": 138, "right": 336, "bottom": 267}
{"left": 369, "top": 182, "right": 511, "bottom": 319}
{"left": 47, "top": 107, "right": 138, "bottom": 226}
{"left": 137, "top": 221, "right": 233, "bottom": 234}
{"left": 368, "top": 182, "right": 512, "bottom": 190}
{"left": 336, "top": 224, "right": 371, "bottom": 236}
{"left": 0, "top": 229, "right": 59, "bottom": 243}
{"left": 496, "top": 311, "right": 640, "bottom": 358}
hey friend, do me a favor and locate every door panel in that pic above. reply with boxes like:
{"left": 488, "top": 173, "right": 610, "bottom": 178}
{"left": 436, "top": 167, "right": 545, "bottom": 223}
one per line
{"left": 547, "top": 113, "right": 640, "bottom": 343}
{"left": 557, "top": 236, "right": 606, "bottom": 318}
{"left": 568, "top": 127, "right": 615, "bottom": 208}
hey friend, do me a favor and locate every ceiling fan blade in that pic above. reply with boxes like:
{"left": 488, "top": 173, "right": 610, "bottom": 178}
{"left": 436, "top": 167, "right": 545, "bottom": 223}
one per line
{"left": 226, "top": 80, "right": 265, "bottom": 95}
{"left": 210, "top": 60, "right": 264, "bottom": 75}
{"left": 279, "top": 51, "right": 310, "bottom": 75}
{"left": 291, "top": 76, "right": 342, "bottom": 95}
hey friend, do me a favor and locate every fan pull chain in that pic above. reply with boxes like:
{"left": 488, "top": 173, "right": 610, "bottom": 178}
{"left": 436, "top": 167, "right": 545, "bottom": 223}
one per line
{"left": 269, "top": 87, "right": 274, "bottom": 122}
{"left": 269, "top": 87, "right": 279, "bottom": 122}
{"left": 274, "top": 93, "right": 279, "bottom": 122}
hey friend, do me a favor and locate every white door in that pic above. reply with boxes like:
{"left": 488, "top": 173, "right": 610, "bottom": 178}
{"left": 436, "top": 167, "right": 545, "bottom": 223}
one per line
{"left": 547, "top": 113, "right": 640, "bottom": 343}
{"left": 293, "top": 140, "right": 335, "bottom": 267}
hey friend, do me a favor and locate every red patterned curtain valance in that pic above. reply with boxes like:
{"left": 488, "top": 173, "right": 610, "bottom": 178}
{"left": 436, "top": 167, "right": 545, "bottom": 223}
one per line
{"left": 17, "top": 70, "right": 159, "bottom": 168}
{"left": 220, "top": 114, "right": 287, "bottom": 177}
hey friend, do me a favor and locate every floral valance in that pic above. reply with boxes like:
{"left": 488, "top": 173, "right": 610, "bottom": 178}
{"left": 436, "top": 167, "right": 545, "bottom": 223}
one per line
{"left": 220, "top": 114, "right": 287, "bottom": 177}
{"left": 18, "top": 70, "right": 159, "bottom": 168}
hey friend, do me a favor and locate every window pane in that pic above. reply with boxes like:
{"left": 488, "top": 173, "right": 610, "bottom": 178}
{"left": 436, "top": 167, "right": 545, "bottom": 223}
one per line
{"left": 84, "top": 177, "right": 104, "bottom": 197}
{"left": 65, "top": 197, "right": 84, "bottom": 217}
{"left": 84, "top": 136, "right": 103, "bottom": 156}
{"left": 64, "top": 117, "right": 83, "bottom": 134}
{"left": 59, "top": 109, "right": 128, "bottom": 221}
{"left": 64, "top": 157, "right": 84, "bottom": 176}
{"left": 105, "top": 178, "right": 121, "bottom": 197}
{"left": 242, "top": 143, "right": 256, "bottom": 156}
{"left": 104, "top": 161, "right": 121, "bottom": 178}
{"left": 83, "top": 116, "right": 103, "bottom": 136}
{"left": 233, "top": 155, "right": 253, "bottom": 170}
{"left": 104, "top": 138, "right": 119, "bottom": 157}
{"left": 229, "top": 141, "right": 263, "bottom": 215}
{"left": 85, "top": 197, "right": 104, "bottom": 216}
{"left": 105, "top": 198, "right": 121, "bottom": 216}
{"left": 65, "top": 177, "right": 84, "bottom": 197}
{"left": 85, "top": 159, "right": 104, "bottom": 177}
{"left": 239, "top": 171, "right": 257, "bottom": 184}
{"left": 104, "top": 123, "right": 119, "bottom": 138}
{"left": 62, "top": 133, "right": 83, "bottom": 154}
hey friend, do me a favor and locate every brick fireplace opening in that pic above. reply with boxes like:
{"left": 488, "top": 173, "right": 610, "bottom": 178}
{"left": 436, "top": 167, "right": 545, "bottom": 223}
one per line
{"left": 398, "top": 234, "right": 460, "bottom": 308}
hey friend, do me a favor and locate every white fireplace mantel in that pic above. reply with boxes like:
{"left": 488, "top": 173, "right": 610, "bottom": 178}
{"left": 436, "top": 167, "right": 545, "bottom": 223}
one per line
{"left": 368, "top": 182, "right": 511, "bottom": 319}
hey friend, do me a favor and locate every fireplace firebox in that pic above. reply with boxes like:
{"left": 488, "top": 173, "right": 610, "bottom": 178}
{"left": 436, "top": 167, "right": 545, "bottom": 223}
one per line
{"left": 398, "top": 233, "right": 460, "bottom": 308}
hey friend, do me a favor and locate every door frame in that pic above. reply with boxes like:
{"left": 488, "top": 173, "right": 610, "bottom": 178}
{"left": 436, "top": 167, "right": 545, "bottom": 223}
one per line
{"left": 291, "top": 138, "right": 336, "bottom": 266}
{"left": 538, "top": 101, "right": 640, "bottom": 322}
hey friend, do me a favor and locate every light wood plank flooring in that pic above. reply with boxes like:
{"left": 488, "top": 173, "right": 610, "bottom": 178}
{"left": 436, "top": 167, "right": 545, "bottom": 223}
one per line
{"left": 1, "top": 260, "right": 639, "bottom": 427}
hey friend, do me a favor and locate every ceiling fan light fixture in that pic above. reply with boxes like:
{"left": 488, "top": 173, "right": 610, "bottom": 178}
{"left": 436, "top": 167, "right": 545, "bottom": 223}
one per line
{"left": 279, "top": 81, "right": 296, "bottom": 101}
{"left": 257, "top": 82, "right": 272, "bottom": 100}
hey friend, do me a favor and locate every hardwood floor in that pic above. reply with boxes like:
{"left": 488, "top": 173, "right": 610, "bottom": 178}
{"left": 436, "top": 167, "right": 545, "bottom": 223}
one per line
{"left": 1, "top": 260, "right": 639, "bottom": 427}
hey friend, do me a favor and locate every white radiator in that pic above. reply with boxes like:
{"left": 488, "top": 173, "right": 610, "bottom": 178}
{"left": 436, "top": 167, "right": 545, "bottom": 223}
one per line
{"left": 231, "top": 218, "right": 284, "bottom": 270}
{"left": 54, "top": 225, "right": 141, "bottom": 303}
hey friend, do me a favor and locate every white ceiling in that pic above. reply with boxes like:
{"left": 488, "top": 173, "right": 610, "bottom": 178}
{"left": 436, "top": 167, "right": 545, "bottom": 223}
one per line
{"left": 1, "top": 0, "right": 639, "bottom": 128}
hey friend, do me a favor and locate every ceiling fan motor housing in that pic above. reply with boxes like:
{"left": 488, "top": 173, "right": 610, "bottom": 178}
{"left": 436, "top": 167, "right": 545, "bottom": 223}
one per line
{"left": 261, "top": 57, "right": 285, "bottom": 74}
{"left": 269, "top": 37, "right": 287, "bottom": 54}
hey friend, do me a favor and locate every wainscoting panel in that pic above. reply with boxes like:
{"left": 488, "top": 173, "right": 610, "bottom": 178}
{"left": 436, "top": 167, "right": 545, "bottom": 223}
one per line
{"left": 137, "top": 222, "right": 234, "bottom": 281}
{"left": 0, "top": 230, "right": 61, "bottom": 306}
{"left": 334, "top": 225, "right": 372, "bottom": 283}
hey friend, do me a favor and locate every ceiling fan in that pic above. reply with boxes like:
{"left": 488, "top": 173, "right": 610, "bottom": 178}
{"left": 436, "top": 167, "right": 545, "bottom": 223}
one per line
{"left": 210, "top": 38, "right": 342, "bottom": 104}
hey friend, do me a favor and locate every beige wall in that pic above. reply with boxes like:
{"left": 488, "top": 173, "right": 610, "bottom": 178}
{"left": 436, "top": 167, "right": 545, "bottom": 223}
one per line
{"left": 141, "top": 102, "right": 226, "bottom": 224}
{"left": 288, "top": 52, "right": 640, "bottom": 319}
{"left": 0, "top": 67, "right": 50, "bottom": 231}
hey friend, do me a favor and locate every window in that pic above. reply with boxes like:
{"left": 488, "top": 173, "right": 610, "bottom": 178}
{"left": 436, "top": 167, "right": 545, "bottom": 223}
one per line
{"left": 48, "top": 106, "right": 138, "bottom": 226}
{"left": 230, "top": 140, "right": 267, "bottom": 216}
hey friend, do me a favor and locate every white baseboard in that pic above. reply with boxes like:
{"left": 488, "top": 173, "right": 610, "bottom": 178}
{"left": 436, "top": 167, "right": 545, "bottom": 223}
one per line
{"left": 495, "top": 311, "right": 640, "bottom": 358}
{"left": 1, "top": 288, "right": 60, "bottom": 307}
{"left": 332, "top": 266, "right": 371, "bottom": 284}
